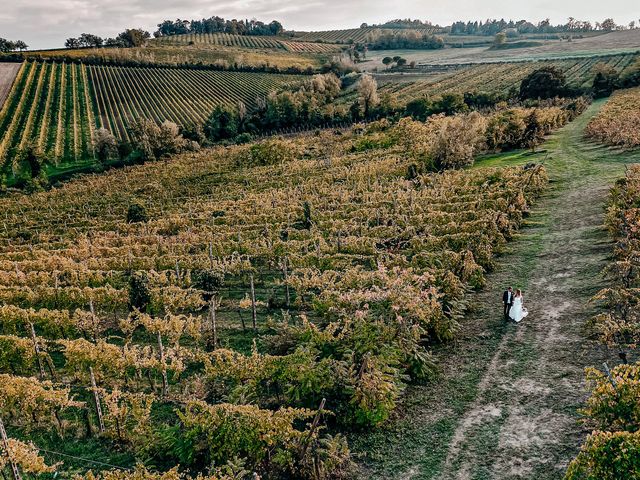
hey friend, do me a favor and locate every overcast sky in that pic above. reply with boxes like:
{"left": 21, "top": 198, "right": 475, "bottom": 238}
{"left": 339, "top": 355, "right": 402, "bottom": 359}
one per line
{"left": 2, "top": 0, "right": 638, "bottom": 49}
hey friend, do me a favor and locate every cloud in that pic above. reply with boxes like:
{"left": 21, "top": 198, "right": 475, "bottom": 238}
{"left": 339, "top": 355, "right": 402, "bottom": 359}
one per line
{"left": 1, "top": 0, "right": 637, "bottom": 49}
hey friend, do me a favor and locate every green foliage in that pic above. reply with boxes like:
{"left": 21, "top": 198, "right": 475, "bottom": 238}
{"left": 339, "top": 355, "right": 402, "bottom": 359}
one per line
{"left": 205, "top": 104, "right": 240, "bottom": 141}
{"left": 171, "top": 401, "right": 352, "bottom": 478}
{"left": 520, "top": 66, "right": 567, "bottom": 100}
{"left": 94, "top": 128, "right": 118, "bottom": 167}
{"left": 565, "top": 431, "right": 640, "bottom": 480}
{"left": 129, "top": 119, "right": 191, "bottom": 162}
{"left": 12, "top": 141, "right": 49, "bottom": 186}
{"left": 128, "top": 272, "right": 151, "bottom": 313}
{"left": 592, "top": 70, "right": 619, "bottom": 99}
{"left": 238, "top": 138, "right": 297, "bottom": 167}
{"left": 126, "top": 203, "right": 148, "bottom": 223}
{"left": 192, "top": 269, "right": 225, "bottom": 300}
{"left": 582, "top": 363, "right": 640, "bottom": 432}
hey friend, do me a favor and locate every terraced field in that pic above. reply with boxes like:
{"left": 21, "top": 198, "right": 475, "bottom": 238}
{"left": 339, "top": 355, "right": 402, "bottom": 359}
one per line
{"left": 372, "top": 53, "right": 639, "bottom": 102}
{"left": 0, "top": 61, "right": 303, "bottom": 168}
{"left": 87, "top": 65, "right": 301, "bottom": 140}
{"left": 152, "top": 33, "right": 342, "bottom": 54}
{"left": 153, "top": 33, "right": 286, "bottom": 49}
{"left": 0, "top": 62, "right": 95, "bottom": 166}
{"left": 292, "top": 26, "right": 441, "bottom": 43}
{"left": 364, "top": 29, "right": 640, "bottom": 68}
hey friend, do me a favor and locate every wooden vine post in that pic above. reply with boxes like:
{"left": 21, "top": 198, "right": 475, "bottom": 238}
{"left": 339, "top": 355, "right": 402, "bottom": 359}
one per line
{"left": 300, "top": 398, "right": 326, "bottom": 457}
{"left": 250, "top": 273, "right": 257, "bottom": 331}
{"left": 28, "top": 322, "right": 46, "bottom": 380}
{"left": 157, "top": 332, "right": 169, "bottom": 397}
{"left": 0, "top": 415, "right": 22, "bottom": 480}
{"left": 209, "top": 296, "right": 218, "bottom": 349}
{"left": 89, "top": 367, "right": 105, "bottom": 433}
{"left": 89, "top": 299, "right": 98, "bottom": 342}
{"left": 282, "top": 257, "right": 290, "bottom": 308}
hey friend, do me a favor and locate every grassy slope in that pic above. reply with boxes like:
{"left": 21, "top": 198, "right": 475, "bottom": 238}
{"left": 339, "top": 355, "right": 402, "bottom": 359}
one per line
{"left": 351, "top": 98, "right": 640, "bottom": 479}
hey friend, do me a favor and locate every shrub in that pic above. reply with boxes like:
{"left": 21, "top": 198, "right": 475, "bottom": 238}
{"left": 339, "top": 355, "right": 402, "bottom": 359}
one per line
{"left": 237, "top": 138, "right": 297, "bottom": 167}
{"left": 128, "top": 120, "right": 190, "bottom": 162}
{"left": 126, "top": 203, "right": 148, "bottom": 223}
{"left": 128, "top": 272, "right": 151, "bottom": 313}
{"left": 520, "top": 66, "right": 567, "bottom": 100}
{"left": 428, "top": 112, "right": 487, "bottom": 170}
{"left": 93, "top": 128, "right": 118, "bottom": 167}
{"left": 565, "top": 430, "right": 640, "bottom": 480}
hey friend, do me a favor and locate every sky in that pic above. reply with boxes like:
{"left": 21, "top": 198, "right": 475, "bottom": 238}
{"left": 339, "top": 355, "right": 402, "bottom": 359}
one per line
{"left": 1, "top": 0, "right": 638, "bottom": 50}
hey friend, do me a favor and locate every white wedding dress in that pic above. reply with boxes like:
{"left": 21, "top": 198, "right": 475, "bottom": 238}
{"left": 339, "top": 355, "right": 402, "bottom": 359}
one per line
{"left": 510, "top": 296, "right": 528, "bottom": 323}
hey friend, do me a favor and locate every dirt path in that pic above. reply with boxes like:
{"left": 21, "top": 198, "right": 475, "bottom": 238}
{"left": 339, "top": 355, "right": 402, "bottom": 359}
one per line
{"left": 0, "top": 63, "right": 21, "bottom": 109}
{"left": 353, "top": 99, "right": 640, "bottom": 479}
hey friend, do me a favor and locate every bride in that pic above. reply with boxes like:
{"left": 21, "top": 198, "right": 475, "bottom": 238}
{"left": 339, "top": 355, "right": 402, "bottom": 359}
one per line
{"left": 509, "top": 289, "right": 528, "bottom": 323}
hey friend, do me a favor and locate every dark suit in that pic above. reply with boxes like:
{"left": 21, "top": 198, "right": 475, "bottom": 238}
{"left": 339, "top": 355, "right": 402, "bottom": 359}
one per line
{"left": 503, "top": 290, "right": 513, "bottom": 318}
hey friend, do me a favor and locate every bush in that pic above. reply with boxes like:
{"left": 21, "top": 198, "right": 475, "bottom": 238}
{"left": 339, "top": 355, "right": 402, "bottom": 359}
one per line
{"left": 93, "top": 128, "right": 118, "bottom": 167}
{"left": 192, "top": 269, "right": 225, "bottom": 300}
{"left": 204, "top": 105, "right": 239, "bottom": 141}
{"left": 237, "top": 138, "right": 297, "bottom": 167}
{"left": 520, "top": 66, "right": 567, "bottom": 100}
{"left": 128, "top": 272, "right": 151, "bottom": 313}
{"left": 565, "top": 431, "right": 640, "bottom": 480}
{"left": 128, "top": 119, "right": 191, "bottom": 162}
{"left": 126, "top": 203, "right": 148, "bottom": 223}
{"left": 429, "top": 112, "right": 487, "bottom": 170}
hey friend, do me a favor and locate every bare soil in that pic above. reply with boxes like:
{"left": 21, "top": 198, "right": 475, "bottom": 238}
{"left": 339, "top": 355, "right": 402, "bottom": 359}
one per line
{"left": 0, "top": 63, "right": 20, "bottom": 109}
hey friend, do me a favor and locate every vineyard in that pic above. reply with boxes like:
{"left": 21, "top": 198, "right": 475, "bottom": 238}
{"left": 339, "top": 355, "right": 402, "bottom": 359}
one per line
{"left": 0, "top": 61, "right": 95, "bottom": 167}
{"left": 373, "top": 53, "right": 639, "bottom": 102}
{"left": 86, "top": 65, "right": 302, "bottom": 140}
{"left": 292, "top": 26, "right": 441, "bottom": 44}
{"left": 566, "top": 165, "right": 640, "bottom": 478}
{"left": 0, "top": 61, "right": 302, "bottom": 167}
{"left": 152, "top": 33, "right": 342, "bottom": 54}
{"left": 584, "top": 87, "right": 640, "bottom": 148}
{"left": 0, "top": 116, "right": 549, "bottom": 477}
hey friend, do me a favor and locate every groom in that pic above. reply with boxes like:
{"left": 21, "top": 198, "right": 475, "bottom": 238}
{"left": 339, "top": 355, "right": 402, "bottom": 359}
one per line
{"left": 502, "top": 286, "right": 514, "bottom": 319}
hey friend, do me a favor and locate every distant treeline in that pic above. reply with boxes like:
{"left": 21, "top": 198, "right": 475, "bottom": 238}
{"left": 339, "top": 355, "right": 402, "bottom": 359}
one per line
{"left": 448, "top": 17, "right": 631, "bottom": 36}
{"left": 154, "top": 16, "right": 284, "bottom": 37}
{"left": 367, "top": 31, "right": 444, "bottom": 50}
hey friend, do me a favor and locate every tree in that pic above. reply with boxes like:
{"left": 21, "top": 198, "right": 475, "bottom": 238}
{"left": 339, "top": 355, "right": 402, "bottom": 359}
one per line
{"left": 13, "top": 40, "right": 28, "bottom": 51}
{"left": 382, "top": 57, "right": 393, "bottom": 67}
{"left": 127, "top": 203, "right": 148, "bottom": 223}
{"left": 494, "top": 32, "right": 507, "bottom": 46}
{"left": 115, "top": 29, "right": 151, "bottom": 47}
{"left": 519, "top": 66, "right": 567, "bottom": 100}
{"left": 93, "top": 128, "right": 118, "bottom": 166}
{"left": 204, "top": 105, "right": 240, "bottom": 141}
{"left": 357, "top": 74, "right": 380, "bottom": 118}
{"left": 128, "top": 271, "right": 151, "bottom": 312}
{"left": 64, "top": 37, "right": 81, "bottom": 49}
{"left": 396, "top": 58, "right": 407, "bottom": 67}
{"left": 78, "top": 33, "right": 104, "bottom": 48}
{"left": 601, "top": 18, "right": 617, "bottom": 31}
{"left": 592, "top": 63, "right": 619, "bottom": 98}
{"left": 128, "top": 119, "right": 189, "bottom": 162}
{"left": 522, "top": 110, "right": 545, "bottom": 152}
{"left": 12, "top": 141, "right": 49, "bottom": 186}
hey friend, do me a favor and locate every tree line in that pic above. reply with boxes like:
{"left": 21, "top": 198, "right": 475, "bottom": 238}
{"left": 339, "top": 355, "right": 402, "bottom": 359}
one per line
{"left": 449, "top": 17, "right": 635, "bottom": 36}
{"left": 64, "top": 29, "right": 151, "bottom": 49}
{"left": 154, "top": 16, "right": 284, "bottom": 37}
{"left": 0, "top": 38, "right": 28, "bottom": 52}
